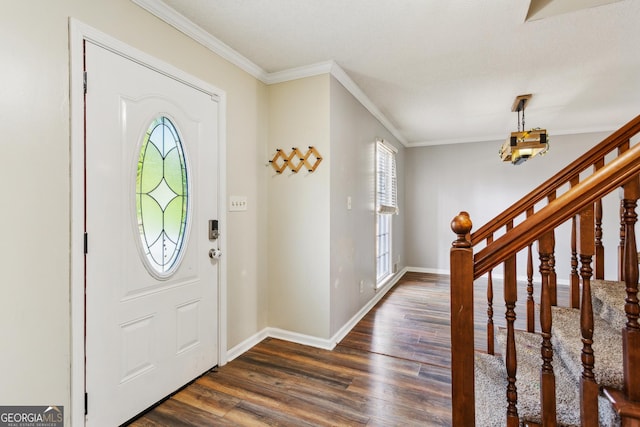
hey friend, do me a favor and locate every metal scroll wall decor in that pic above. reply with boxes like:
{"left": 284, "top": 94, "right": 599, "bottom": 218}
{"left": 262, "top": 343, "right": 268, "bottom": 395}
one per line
{"left": 269, "top": 146, "right": 323, "bottom": 174}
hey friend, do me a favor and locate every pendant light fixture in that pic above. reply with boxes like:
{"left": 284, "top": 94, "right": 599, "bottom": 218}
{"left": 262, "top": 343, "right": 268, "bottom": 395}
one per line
{"left": 499, "top": 94, "right": 549, "bottom": 165}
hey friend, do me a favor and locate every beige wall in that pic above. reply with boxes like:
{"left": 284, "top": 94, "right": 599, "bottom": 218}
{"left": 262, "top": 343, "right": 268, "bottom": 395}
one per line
{"left": 1, "top": 1, "right": 268, "bottom": 421}
{"left": 267, "top": 75, "right": 332, "bottom": 338}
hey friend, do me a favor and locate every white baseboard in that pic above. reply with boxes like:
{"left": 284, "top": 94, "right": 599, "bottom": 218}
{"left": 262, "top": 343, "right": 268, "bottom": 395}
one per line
{"left": 225, "top": 266, "right": 409, "bottom": 362}
{"left": 266, "top": 327, "right": 336, "bottom": 350}
{"left": 225, "top": 328, "right": 269, "bottom": 363}
{"left": 331, "top": 266, "right": 408, "bottom": 345}
{"left": 406, "top": 266, "right": 450, "bottom": 275}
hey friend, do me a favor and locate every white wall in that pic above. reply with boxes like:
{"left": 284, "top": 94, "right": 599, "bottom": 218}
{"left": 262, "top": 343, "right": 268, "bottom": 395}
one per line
{"left": 329, "top": 76, "right": 405, "bottom": 336}
{"left": 267, "top": 75, "right": 332, "bottom": 338}
{"left": 405, "top": 131, "right": 623, "bottom": 282}
{"left": 1, "top": 1, "right": 268, "bottom": 421}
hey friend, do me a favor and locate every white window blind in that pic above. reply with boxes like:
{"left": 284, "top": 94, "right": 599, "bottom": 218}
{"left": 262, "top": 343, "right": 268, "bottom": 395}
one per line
{"left": 376, "top": 140, "right": 398, "bottom": 215}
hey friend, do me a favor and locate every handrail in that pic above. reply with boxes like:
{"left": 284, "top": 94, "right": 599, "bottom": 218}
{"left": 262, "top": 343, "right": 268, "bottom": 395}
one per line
{"left": 472, "top": 141, "right": 640, "bottom": 279}
{"left": 471, "top": 114, "right": 640, "bottom": 246}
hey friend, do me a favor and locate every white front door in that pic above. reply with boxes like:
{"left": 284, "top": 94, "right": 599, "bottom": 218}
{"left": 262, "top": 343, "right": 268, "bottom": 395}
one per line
{"left": 84, "top": 41, "right": 220, "bottom": 426}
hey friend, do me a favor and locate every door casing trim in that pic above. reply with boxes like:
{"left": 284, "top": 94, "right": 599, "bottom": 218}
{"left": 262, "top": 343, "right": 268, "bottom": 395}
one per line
{"left": 69, "top": 18, "right": 228, "bottom": 426}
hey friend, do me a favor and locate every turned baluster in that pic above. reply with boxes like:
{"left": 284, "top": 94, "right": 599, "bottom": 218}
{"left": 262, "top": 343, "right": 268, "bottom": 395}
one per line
{"left": 578, "top": 206, "right": 599, "bottom": 427}
{"left": 547, "top": 192, "right": 558, "bottom": 306}
{"left": 570, "top": 215, "right": 580, "bottom": 308}
{"left": 450, "top": 212, "right": 475, "bottom": 427}
{"left": 527, "top": 243, "right": 535, "bottom": 332}
{"left": 595, "top": 159, "right": 605, "bottom": 280}
{"left": 619, "top": 141, "right": 630, "bottom": 281}
{"left": 620, "top": 201, "right": 626, "bottom": 282}
{"left": 570, "top": 176, "right": 580, "bottom": 308}
{"left": 504, "top": 253, "right": 519, "bottom": 427}
{"left": 550, "top": 240, "right": 558, "bottom": 306}
{"left": 539, "top": 231, "right": 557, "bottom": 426}
{"left": 622, "top": 177, "right": 640, "bottom": 403}
{"left": 595, "top": 199, "right": 604, "bottom": 280}
{"left": 526, "top": 208, "right": 535, "bottom": 333}
{"left": 487, "top": 236, "right": 495, "bottom": 355}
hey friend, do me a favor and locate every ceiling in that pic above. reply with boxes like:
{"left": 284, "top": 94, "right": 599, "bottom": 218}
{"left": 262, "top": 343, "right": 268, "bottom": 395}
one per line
{"left": 141, "top": 0, "right": 640, "bottom": 147}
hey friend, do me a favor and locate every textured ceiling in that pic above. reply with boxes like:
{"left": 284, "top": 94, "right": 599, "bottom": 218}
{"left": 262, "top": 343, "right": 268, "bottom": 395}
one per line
{"left": 156, "top": 0, "right": 640, "bottom": 146}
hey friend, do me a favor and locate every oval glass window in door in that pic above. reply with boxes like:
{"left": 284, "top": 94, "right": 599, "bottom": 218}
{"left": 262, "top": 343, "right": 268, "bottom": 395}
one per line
{"left": 136, "top": 116, "right": 190, "bottom": 277}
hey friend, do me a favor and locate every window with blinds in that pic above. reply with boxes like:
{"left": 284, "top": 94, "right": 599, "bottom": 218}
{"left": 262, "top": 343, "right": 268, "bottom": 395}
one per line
{"left": 376, "top": 139, "right": 398, "bottom": 285}
{"left": 376, "top": 141, "right": 398, "bottom": 215}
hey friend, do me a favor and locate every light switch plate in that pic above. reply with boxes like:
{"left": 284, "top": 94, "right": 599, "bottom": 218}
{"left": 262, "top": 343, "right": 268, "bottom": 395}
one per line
{"left": 229, "top": 196, "right": 247, "bottom": 211}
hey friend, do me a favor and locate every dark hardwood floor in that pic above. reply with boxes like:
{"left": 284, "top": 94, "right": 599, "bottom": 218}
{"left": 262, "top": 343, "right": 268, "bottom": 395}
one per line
{"left": 128, "top": 271, "right": 561, "bottom": 426}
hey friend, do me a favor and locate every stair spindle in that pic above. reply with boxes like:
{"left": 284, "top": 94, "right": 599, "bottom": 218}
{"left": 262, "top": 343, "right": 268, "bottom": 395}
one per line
{"left": 570, "top": 215, "right": 580, "bottom": 308}
{"left": 619, "top": 141, "right": 630, "bottom": 282}
{"left": 526, "top": 208, "right": 536, "bottom": 333}
{"left": 547, "top": 194, "right": 558, "bottom": 306}
{"left": 595, "top": 159, "right": 605, "bottom": 280}
{"left": 538, "top": 232, "right": 557, "bottom": 426}
{"left": 487, "top": 234, "right": 495, "bottom": 355}
{"left": 504, "top": 254, "right": 520, "bottom": 427}
{"left": 527, "top": 243, "right": 535, "bottom": 333}
{"left": 622, "top": 177, "right": 640, "bottom": 402}
{"left": 619, "top": 201, "right": 626, "bottom": 282}
{"left": 570, "top": 176, "right": 580, "bottom": 308}
{"left": 550, "top": 251, "right": 558, "bottom": 306}
{"left": 578, "top": 206, "right": 599, "bottom": 427}
{"left": 487, "top": 268, "right": 495, "bottom": 355}
{"left": 595, "top": 198, "right": 605, "bottom": 280}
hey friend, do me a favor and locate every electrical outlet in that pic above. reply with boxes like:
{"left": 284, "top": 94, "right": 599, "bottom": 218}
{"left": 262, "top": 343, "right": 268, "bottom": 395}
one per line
{"left": 229, "top": 196, "right": 247, "bottom": 211}
{"left": 359, "top": 280, "right": 364, "bottom": 293}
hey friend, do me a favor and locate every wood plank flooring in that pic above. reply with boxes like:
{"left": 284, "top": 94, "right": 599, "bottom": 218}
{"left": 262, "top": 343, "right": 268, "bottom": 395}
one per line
{"left": 128, "top": 272, "right": 562, "bottom": 426}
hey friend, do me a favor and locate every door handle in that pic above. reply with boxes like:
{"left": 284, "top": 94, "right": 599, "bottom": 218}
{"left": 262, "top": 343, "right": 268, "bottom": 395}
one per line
{"left": 209, "top": 248, "right": 222, "bottom": 259}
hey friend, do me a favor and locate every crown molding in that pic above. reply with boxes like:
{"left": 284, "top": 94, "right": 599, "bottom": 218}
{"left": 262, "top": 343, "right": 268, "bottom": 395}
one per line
{"left": 264, "top": 61, "right": 334, "bottom": 84}
{"left": 131, "top": 0, "right": 268, "bottom": 80}
{"left": 131, "top": 0, "right": 408, "bottom": 147}
{"left": 329, "top": 63, "right": 408, "bottom": 146}
{"left": 407, "top": 133, "right": 508, "bottom": 147}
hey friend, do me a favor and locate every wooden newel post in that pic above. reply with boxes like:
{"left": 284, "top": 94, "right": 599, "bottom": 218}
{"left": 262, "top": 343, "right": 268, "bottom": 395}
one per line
{"left": 450, "top": 211, "right": 475, "bottom": 427}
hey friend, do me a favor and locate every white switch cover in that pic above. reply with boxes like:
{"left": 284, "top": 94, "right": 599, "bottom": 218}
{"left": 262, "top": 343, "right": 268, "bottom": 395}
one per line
{"left": 347, "top": 196, "right": 352, "bottom": 210}
{"left": 229, "top": 196, "right": 247, "bottom": 211}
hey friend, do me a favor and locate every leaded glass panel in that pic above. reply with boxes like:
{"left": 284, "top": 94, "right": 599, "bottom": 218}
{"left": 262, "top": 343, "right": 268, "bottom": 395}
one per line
{"left": 136, "top": 116, "right": 189, "bottom": 277}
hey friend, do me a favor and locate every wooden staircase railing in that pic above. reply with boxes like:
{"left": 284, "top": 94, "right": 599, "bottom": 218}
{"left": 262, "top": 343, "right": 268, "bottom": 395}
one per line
{"left": 450, "top": 114, "right": 640, "bottom": 426}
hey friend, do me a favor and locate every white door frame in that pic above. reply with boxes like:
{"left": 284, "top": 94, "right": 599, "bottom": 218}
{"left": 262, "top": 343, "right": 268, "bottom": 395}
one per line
{"left": 69, "top": 18, "right": 227, "bottom": 426}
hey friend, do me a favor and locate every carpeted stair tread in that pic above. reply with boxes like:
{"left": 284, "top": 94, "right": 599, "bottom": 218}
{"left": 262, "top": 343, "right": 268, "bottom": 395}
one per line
{"left": 495, "top": 328, "right": 581, "bottom": 426}
{"left": 592, "top": 279, "right": 628, "bottom": 332}
{"left": 551, "top": 305, "right": 623, "bottom": 389}
{"left": 475, "top": 352, "right": 507, "bottom": 427}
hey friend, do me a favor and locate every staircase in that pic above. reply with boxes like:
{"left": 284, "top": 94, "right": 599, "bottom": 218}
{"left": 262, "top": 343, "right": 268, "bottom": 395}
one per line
{"left": 449, "top": 115, "right": 640, "bottom": 426}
